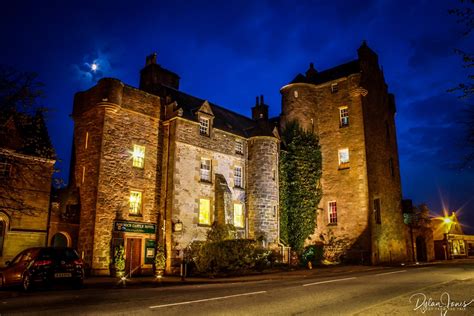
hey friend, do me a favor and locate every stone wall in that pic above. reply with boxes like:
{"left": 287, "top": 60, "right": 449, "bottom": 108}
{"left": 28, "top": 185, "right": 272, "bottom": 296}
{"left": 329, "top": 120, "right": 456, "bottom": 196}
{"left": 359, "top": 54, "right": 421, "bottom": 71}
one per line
{"left": 0, "top": 153, "right": 53, "bottom": 265}
{"left": 165, "top": 118, "right": 249, "bottom": 268}
{"left": 281, "top": 76, "right": 371, "bottom": 261}
{"left": 359, "top": 53, "right": 408, "bottom": 263}
{"left": 247, "top": 137, "right": 279, "bottom": 245}
{"left": 73, "top": 78, "right": 162, "bottom": 275}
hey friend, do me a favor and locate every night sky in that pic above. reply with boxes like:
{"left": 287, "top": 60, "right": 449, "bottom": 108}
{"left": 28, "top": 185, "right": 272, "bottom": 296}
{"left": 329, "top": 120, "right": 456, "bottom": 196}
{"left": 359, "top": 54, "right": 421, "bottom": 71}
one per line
{"left": 1, "top": 1, "right": 473, "bottom": 232}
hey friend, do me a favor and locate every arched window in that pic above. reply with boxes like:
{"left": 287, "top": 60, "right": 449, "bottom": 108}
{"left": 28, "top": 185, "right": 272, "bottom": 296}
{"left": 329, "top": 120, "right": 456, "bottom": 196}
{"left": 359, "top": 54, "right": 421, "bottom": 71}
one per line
{"left": 0, "top": 220, "right": 5, "bottom": 256}
{"left": 51, "top": 232, "right": 69, "bottom": 248}
{"left": 0, "top": 212, "right": 9, "bottom": 257}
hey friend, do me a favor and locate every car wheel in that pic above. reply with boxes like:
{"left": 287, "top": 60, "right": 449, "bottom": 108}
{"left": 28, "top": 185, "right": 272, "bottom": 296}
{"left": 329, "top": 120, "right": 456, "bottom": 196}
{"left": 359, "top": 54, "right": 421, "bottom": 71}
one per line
{"left": 22, "top": 273, "right": 31, "bottom": 292}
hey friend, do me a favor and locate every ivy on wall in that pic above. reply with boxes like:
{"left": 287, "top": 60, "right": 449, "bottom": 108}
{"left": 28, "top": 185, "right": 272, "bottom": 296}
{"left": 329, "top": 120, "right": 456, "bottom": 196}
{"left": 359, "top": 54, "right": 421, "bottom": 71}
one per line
{"left": 279, "top": 121, "right": 322, "bottom": 252}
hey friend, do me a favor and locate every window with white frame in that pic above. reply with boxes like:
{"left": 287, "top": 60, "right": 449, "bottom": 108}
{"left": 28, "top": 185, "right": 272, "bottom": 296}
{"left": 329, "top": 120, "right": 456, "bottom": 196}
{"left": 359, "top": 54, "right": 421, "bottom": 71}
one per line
{"left": 132, "top": 144, "right": 145, "bottom": 168}
{"left": 338, "top": 148, "right": 350, "bottom": 166}
{"left": 234, "top": 166, "right": 243, "bottom": 188}
{"left": 200, "top": 159, "right": 211, "bottom": 182}
{"left": 233, "top": 203, "right": 244, "bottom": 228}
{"left": 339, "top": 106, "right": 349, "bottom": 127}
{"left": 331, "top": 83, "right": 339, "bottom": 93}
{"left": 199, "top": 198, "right": 211, "bottom": 225}
{"left": 328, "top": 201, "right": 337, "bottom": 224}
{"left": 199, "top": 117, "right": 210, "bottom": 135}
{"left": 235, "top": 140, "right": 244, "bottom": 155}
{"left": 129, "top": 191, "right": 142, "bottom": 215}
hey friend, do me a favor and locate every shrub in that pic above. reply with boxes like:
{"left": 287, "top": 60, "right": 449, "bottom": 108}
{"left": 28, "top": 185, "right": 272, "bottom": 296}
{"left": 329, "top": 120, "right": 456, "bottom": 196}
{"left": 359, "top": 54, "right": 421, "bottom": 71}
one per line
{"left": 187, "top": 223, "right": 274, "bottom": 276}
{"left": 301, "top": 243, "right": 324, "bottom": 266}
{"left": 155, "top": 244, "right": 166, "bottom": 271}
{"left": 114, "top": 245, "right": 125, "bottom": 272}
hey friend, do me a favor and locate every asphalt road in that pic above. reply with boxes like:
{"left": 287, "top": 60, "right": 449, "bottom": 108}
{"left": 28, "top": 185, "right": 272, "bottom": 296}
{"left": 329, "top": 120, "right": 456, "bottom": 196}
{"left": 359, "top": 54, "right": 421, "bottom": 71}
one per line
{"left": 0, "top": 262, "right": 473, "bottom": 315}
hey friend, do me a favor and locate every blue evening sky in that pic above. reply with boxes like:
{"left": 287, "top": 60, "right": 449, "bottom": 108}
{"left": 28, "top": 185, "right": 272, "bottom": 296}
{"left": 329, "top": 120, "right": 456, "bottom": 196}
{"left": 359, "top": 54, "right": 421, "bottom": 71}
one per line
{"left": 1, "top": 0, "right": 473, "bottom": 232}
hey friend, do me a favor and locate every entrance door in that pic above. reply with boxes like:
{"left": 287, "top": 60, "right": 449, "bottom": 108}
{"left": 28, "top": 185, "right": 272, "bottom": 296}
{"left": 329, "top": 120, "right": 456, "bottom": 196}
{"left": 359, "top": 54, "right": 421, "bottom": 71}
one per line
{"left": 416, "top": 236, "right": 427, "bottom": 262}
{"left": 125, "top": 238, "right": 142, "bottom": 277}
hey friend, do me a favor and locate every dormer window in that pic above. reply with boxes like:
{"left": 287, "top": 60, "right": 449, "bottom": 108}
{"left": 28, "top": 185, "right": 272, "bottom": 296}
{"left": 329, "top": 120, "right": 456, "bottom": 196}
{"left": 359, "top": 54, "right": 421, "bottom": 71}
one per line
{"left": 199, "top": 117, "right": 210, "bottom": 136}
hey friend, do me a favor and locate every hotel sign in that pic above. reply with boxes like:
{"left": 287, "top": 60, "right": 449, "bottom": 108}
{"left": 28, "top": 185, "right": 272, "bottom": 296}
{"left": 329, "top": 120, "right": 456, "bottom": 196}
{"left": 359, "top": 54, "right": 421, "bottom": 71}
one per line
{"left": 114, "top": 220, "right": 156, "bottom": 234}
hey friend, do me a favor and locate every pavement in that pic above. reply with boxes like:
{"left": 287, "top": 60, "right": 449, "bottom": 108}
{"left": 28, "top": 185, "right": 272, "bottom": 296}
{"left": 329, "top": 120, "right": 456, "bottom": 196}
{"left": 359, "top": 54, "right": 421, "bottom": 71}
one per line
{"left": 82, "top": 259, "right": 471, "bottom": 289}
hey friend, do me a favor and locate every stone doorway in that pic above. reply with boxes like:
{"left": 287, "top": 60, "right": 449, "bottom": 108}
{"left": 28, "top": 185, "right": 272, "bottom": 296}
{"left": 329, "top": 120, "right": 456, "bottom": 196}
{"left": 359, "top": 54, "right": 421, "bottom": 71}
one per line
{"left": 125, "top": 238, "right": 142, "bottom": 276}
{"left": 416, "top": 236, "right": 427, "bottom": 262}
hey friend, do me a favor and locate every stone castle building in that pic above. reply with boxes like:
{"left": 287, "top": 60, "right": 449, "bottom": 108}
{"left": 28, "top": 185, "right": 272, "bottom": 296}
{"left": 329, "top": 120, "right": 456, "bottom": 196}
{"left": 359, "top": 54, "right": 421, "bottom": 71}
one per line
{"left": 0, "top": 112, "right": 55, "bottom": 265}
{"left": 72, "top": 54, "right": 279, "bottom": 275}
{"left": 280, "top": 42, "right": 408, "bottom": 263}
{"left": 71, "top": 42, "right": 408, "bottom": 275}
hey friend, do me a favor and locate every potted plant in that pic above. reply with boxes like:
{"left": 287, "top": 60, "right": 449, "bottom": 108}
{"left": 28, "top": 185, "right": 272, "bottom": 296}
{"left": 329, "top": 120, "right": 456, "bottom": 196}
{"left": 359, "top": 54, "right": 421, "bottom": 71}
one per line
{"left": 113, "top": 245, "right": 125, "bottom": 277}
{"left": 155, "top": 245, "right": 166, "bottom": 277}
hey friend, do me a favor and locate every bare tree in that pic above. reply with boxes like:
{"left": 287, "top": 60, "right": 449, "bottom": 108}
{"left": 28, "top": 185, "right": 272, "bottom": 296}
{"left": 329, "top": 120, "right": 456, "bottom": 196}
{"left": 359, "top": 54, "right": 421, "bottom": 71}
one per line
{"left": 0, "top": 66, "right": 55, "bottom": 216}
{"left": 449, "top": 0, "right": 474, "bottom": 165}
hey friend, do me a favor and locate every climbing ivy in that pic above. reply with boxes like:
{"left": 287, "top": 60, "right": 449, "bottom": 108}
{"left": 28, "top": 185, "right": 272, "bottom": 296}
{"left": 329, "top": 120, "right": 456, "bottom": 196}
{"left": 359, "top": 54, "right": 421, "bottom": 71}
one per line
{"left": 279, "top": 121, "right": 322, "bottom": 252}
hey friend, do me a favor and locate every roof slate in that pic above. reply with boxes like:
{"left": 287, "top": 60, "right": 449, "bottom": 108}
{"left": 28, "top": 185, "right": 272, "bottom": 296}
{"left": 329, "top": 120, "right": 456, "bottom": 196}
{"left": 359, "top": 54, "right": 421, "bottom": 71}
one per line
{"left": 290, "top": 60, "right": 360, "bottom": 85}
{"left": 162, "top": 86, "right": 275, "bottom": 138}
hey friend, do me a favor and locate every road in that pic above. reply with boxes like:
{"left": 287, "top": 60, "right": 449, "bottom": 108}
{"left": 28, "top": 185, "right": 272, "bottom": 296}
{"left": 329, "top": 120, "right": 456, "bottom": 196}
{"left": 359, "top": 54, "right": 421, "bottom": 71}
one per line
{"left": 0, "top": 262, "right": 473, "bottom": 315}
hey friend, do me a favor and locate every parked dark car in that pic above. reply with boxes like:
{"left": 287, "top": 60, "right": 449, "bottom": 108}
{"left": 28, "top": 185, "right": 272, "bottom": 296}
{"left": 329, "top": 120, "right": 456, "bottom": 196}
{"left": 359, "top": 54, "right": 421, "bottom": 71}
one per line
{"left": 0, "top": 247, "right": 84, "bottom": 291}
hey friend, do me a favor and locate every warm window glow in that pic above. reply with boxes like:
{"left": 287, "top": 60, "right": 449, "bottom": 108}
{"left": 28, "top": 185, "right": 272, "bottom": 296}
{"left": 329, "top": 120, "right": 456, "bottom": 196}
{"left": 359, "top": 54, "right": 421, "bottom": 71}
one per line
{"left": 338, "top": 148, "right": 349, "bottom": 165}
{"left": 234, "top": 203, "right": 244, "bottom": 228}
{"left": 328, "top": 201, "right": 337, "bottom": 224}
{"left": 339, "top": 107, "right": 349, "bottom": 127}
{"left": 294, "top": 90, "right": 298, "bottom": 98}
{"left": 200, "top": 159, "right": 211, "bottom": 182}
{"left": 199, "top": 117, "right": 209, "bottom": 135}
{"left": 199, "top": 198, "right": 211, "bottom": 225}
{"left": 234, "top": 166, "right": 243, "bottom": 188}
{"left": 129, "top": 191, "right": 142, "bottom": 215}
{"left": 132, "top": 145, "right": 145, "bottom": 168}
{"left": 235, "top": 140, "right": 244, "bottom": 155}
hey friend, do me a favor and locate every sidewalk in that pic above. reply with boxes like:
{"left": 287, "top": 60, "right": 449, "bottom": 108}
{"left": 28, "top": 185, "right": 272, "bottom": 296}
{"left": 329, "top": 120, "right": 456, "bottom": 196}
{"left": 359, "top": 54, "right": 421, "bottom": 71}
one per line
{"left": 83, "top": 263, "right": 402, "bottom": 289}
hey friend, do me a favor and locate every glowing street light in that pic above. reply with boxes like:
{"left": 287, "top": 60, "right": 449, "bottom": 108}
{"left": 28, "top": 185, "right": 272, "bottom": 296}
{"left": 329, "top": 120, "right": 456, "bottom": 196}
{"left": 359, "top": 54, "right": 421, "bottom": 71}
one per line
{"left": 443, "top": 217, "right": 452, "bottom": 224}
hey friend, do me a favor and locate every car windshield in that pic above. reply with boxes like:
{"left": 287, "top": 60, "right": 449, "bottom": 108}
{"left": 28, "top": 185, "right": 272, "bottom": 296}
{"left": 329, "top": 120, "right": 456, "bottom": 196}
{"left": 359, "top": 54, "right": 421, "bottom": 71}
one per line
{"left": 9, "top": 248, "right": 39, "bottom": 265}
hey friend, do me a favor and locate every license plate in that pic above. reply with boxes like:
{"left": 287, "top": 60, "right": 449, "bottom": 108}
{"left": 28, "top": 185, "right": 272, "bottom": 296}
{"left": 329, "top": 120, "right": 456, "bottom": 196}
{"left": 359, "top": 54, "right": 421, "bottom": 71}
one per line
{"left": 55, "top": 273, "right": 72, "bottom": 278}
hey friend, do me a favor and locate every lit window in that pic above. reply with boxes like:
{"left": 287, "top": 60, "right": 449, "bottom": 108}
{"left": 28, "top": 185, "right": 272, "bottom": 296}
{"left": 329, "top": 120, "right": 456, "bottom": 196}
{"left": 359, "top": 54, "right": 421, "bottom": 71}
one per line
{"left": 328, "top": 201, "right": 337, "bottom": 224}
{"left": 338, "top": 148, "right": 350, "bottom": 166}
{"left": 0, "top": 157, "right": 11, "bottom": 178}
{"left": 339, "top": 107, "right": 349, "bottom": 127}
{"left": 234, "top": 166, "right": 243, "bottom": 188}
{"left": 199, "top": 117, "right": 209, "bottom": 135}
{"left": 235, "top": 140, "right": 244, "bottom": 155}
{"left": 294, "top": 90, "right": 299, "bottom": 98}
{"left": 233, "top": 203, "right": 244, "bottom": 228}
{"left": 132, "top": 145, "right": 145, "bottom": 168}
{"left": 200, "top": 159, "right": 211, "bottom": 182}
{"left": 129, "top": 191, "right": 142, "bottom": 215}
{"left": 199, "top": 198, "right": 211, "bottom": 225}
{"left": 331, "top": 83, "right": 339, "bottom": 93}
{"left": 374, "top": 198, "right": 381, "bottom": 224}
